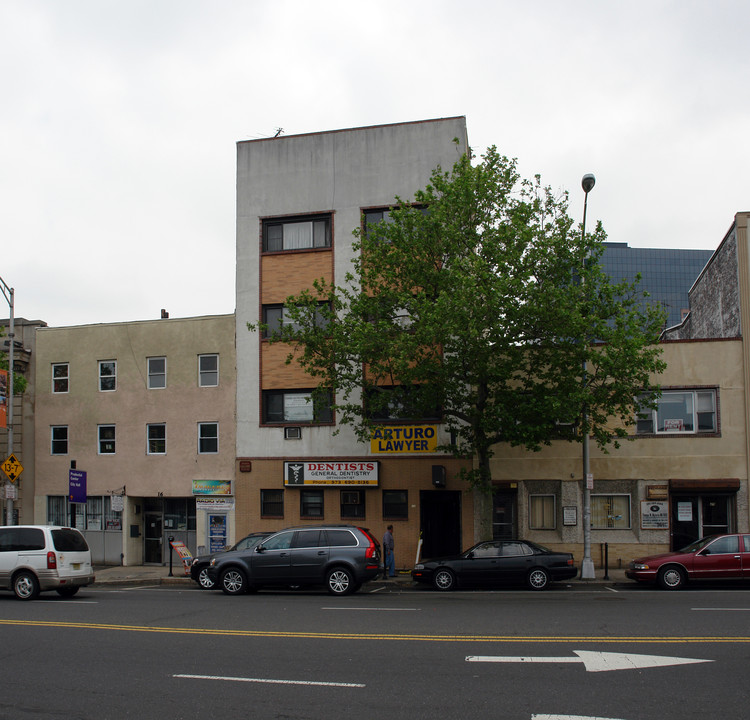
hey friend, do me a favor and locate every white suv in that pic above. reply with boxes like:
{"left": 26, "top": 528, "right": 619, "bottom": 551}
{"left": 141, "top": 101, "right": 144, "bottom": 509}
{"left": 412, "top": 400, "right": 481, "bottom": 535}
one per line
{"left": 0, "top": 526, "right": 95, "bottom": 600}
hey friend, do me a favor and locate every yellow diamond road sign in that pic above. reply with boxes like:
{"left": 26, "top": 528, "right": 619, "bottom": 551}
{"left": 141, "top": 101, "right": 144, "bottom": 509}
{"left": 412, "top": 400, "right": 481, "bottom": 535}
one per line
{"left": 2, "top": 454, "right": 23, "bottom": 483}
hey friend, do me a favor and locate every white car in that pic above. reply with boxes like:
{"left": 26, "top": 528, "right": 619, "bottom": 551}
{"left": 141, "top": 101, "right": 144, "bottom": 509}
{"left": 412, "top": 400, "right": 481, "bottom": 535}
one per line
{"left": 0, "top": 525, "right": 95, "bottom": 600}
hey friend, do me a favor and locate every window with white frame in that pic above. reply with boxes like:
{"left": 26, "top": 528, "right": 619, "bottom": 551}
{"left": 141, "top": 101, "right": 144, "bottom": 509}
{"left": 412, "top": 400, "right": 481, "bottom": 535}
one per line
{"left": 147, "top": 357, "right": 166, "bottom": 389}
{"left": 637, "top": 389, "right": 717, "bottom": 434}
{"left": 199, "top": 354, "right": 219, "bottom": 387}
{"left": 52, "top": 363, "right": 69, "bottom": 393}
{"left": 262, "top": 303, "right": 330, "bottom": 339}
{"left": 198, "top": 422, "right": 218, "bottom": 454}
{"left": 147, "top": 423, "right": 166, "bottom": 454}
{"left": 98, "top": 424, "right": 116, "bottom": 454}
{"left": 51, "top": 426, "right": 68, "bottom": 455}
{"left": 529, "top": 495, "right": 556, "bottom": 530}
{"left": 263, "top": 214, "right": 331, "bottom": 252}
{"left": 99, "top": 360, "right": 116, "bottom": 392}
{"left": 591, "top": 494, "right": 630, "bottom": 529}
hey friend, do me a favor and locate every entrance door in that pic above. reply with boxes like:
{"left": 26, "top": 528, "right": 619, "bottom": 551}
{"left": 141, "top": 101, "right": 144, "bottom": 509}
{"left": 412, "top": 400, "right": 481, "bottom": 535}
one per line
{"left": 671, "top": 495, "right": 732, "bottom": 550}
{"left": 144, "top": 513, "right": 163, "bottom": 564}
{"left": 492, "top": 492, "right": 517, "bottom": 540}
{"left": 420, "top": 491, "right": 461, "bottom": 560}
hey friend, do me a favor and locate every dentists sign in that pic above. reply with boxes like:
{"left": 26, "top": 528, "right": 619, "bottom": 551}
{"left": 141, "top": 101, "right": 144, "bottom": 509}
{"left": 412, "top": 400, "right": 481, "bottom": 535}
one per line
{"left": 284, "top": 461, "right": 379, "bottom": 487}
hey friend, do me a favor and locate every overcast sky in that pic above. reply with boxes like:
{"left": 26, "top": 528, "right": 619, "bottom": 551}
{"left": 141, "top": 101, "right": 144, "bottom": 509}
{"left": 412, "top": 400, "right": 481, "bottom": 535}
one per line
{"left": 1, "top": 0, "right": 748, "bottom": 328}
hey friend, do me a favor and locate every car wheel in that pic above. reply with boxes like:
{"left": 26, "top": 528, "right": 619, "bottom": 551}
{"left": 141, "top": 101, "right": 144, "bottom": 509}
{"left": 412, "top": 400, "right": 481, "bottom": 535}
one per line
{"left": 196, "top": 567, "right": 215, "bottom": 590}
{"left": 326, "top": 567, "right": 355, "bottom": 595}
{"left": 433, "top": 568, "right": 456, "bottom": 591}
{"left": 14, "top": 571, "right": 40, "bottom": 601}
{"left": 658, "top": 565, "right": 687, "bottom": 590}
{"left": 56, "top": 586, "right": 80, "bottom": 598}
{"left": 527, "top": 567, "right": 550, "bottom": 590}
{"left": 219, "top": 567, "right": 248, "bottom": 595}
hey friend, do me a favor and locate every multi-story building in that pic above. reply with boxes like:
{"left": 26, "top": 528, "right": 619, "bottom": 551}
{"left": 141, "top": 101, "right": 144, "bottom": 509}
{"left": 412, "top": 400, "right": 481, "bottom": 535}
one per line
{"left": 599, "top": 242, "right": 713, "bottom": 329}
{"left": 33, "top": 314, "right": 236, "bottom": 564}
{"left": 234, "top": 118, "right": 475, "bottom": 568}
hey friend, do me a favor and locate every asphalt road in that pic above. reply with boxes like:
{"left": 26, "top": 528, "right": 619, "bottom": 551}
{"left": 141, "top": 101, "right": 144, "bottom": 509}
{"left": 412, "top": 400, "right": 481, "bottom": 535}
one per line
{"left": 0, "top": 581, "right": 748, "bottom": 720}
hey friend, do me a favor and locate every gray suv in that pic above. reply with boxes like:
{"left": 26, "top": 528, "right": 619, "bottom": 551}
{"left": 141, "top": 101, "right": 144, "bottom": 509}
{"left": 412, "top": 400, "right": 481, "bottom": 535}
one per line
{"left": 207, "top": 525, "right": 381, "bottom": 596}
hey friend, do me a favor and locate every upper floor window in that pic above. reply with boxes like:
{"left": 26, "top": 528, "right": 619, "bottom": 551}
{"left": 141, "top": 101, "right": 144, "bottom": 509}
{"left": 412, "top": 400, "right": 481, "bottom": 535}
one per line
{"left": 637, "top": 389, "right": 717, "bottom": 434}
{"left": 99, "top": 361, "right": 116, "bottom": 392}
{"left": 52, "top": 363, "right": 69, "bottom": 393}
{"left": 262, "top": 389, "right": 333, "bottom": 424}
{"left": 98, "top": 424, "right": 116, "bottom": 454}
{"left": 365, "top": 385, "right": 440, "bottom": 422}
{"left": 51, "top": 426, "right": 68, "bottom": 455}
{"left": 262, "top": 303, "right": 329, "bottom": 339}
{"left": 199, "top": 354, "right": 219, "bottom": 387}
{"left": 147, "top": 357, "right": 166, "bottom": 389}
{"left": 198, "top": 422, "right": 218, "bottom": 454}
{"left": 262, "top": 214, "right": 331, "bottom": 252}
{"left": 147, "top": 423, "right": 166, "bottom": 455}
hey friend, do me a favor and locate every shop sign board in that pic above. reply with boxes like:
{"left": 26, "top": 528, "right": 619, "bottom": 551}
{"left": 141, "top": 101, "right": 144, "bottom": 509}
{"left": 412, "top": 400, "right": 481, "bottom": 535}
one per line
{"left": 641, "top": 501, "right": 669, "bottom": 529}
{"left": 370, "top": 425, "right": 438, "bottom": 453}
{"left": 192, "top": 479, "right": 232, "bottom": 496}
{"left": 285, "top": 461, "right": 379, "bottom": 487}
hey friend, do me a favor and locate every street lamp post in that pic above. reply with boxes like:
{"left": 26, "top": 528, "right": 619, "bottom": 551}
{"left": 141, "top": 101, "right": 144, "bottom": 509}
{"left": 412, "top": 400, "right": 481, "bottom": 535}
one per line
{"left": 580, "top": 173, "right": 596, "bottom": 580}
{"left": 0, "top": 276, "right": 14, "bottom": 526}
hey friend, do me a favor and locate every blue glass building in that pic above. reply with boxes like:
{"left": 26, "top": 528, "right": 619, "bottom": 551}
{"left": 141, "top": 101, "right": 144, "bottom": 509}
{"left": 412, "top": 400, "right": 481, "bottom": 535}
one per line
{"left": 599, "top": 242, "right": 713, "bottom": 329}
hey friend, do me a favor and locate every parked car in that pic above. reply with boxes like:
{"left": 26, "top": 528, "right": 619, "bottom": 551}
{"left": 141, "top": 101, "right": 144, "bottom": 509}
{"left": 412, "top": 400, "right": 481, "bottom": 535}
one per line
{"left": 207, "top": 525, "right": 381, "bottom": 596}
{"left": 626, "top": 533, "right": 750, "bottom": 589}
{"left": 190, "top": 532, "right": 271, "bottom": 589}
{"left": 412, "top": 539, "right": 577, "bottom": 591}
{"left": 0, "top": 525, "right": 95, "bottom": 600}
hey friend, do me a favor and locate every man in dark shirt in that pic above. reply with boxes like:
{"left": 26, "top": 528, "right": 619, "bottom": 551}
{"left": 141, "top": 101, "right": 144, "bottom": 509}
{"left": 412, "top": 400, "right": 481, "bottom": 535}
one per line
{"left": 383, "top": 525, "right": 395, "bottom": 578}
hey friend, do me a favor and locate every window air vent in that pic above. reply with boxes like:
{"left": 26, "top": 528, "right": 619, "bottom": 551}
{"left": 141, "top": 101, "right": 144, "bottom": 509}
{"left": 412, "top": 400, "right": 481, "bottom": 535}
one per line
{"left": 284, "top": 427, "right": 302, "bottom": 440}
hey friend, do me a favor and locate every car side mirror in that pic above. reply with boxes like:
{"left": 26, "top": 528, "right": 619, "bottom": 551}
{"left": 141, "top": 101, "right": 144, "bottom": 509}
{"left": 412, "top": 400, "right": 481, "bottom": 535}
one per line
{"left": 255, "top": 545, "right": 265, "bottom": 553}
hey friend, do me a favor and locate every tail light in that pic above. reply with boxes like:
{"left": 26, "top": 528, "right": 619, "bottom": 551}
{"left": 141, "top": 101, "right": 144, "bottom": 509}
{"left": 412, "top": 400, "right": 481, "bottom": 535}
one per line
{"left": 47, "top": 552, "right": 57, "bottom": 569}
{"left": 359, "top": 528, "right": 379, "bottom": 560}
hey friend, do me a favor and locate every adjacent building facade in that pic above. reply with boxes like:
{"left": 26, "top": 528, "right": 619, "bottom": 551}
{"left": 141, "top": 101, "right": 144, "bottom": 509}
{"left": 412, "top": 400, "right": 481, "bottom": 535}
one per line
{"left": 33, "top": 315, "right": 236, "bottom": 564}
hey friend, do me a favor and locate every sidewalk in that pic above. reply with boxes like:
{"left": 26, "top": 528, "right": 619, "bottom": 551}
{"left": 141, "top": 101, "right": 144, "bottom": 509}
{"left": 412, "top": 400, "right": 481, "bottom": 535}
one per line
{"left": 93, "top": 564, "right": 630, "bottom": 588}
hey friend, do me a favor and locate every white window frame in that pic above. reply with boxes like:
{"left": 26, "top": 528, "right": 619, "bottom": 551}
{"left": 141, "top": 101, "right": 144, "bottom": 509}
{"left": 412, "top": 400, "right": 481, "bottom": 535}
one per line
{"left": 147, "top": 357, "right": 167, "bottom": 389}
{"left": 98, "top": 424, "right": 116, "bottom": 454}
{"left": 198, "top": 422, "right": 219, "bottom": 454}
{"left": 99, "top": 360, "right": 117, "bottom": 392}
{"left": 199, "top": 354, "right": 219, "bottom": 387}
{"left": 51, "top": 425, "right": 68, "bottom": 455}
{"left": 637, "top": 389, "right": 717, "bottom": 435}
{"left": 147, "top": 423, "right": 167, "bottom": 455}
{"left": 52, "top": 363, "right": 69, "bottom": 393}
{"left": 591, "top": 494, "right": 631, "bottom": 529}
{"left": 529, "top": 494, "right": 556, "bottom": 530}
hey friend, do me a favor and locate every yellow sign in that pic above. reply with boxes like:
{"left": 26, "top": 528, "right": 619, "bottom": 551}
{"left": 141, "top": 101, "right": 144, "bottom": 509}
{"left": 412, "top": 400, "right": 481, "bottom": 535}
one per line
{"left": 1, "top": 453, "right": 23, "bottom": 483}
{"left": 370, "top": 425, "right": 438, "bottom": 454}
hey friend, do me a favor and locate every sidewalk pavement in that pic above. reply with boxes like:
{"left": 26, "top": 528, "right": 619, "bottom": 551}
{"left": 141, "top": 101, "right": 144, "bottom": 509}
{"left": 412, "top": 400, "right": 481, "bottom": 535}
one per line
{"left": 93, "top": 564, "right": 631, "bottom": 588}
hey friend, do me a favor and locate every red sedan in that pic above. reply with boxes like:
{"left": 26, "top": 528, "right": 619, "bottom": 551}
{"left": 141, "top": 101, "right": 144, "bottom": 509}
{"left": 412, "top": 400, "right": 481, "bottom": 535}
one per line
{"left": 626, "top": 533, "right": 750, "bottom": 589}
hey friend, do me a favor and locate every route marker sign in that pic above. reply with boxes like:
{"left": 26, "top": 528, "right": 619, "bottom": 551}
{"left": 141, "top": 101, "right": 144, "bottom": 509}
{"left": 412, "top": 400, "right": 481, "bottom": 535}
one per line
{"left": 1, "top": 453, "right": 23, "bottom": 483}
{"left": 466, "top": 650, "right": 712, "bottom": 673}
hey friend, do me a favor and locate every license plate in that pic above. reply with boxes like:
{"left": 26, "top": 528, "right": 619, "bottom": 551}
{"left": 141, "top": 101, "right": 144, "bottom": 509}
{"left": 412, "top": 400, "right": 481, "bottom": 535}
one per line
{"left": 72, "top": 563, "right": 80, "bottom": 570}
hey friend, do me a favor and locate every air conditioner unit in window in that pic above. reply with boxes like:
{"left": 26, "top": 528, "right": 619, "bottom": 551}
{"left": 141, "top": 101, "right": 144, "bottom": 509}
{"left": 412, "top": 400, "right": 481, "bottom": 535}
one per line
{"left": 284, "top": 426, "right": 302, "bottom": 440}
{"left": 342, "top": 492, "right": 360, "bottom": 505}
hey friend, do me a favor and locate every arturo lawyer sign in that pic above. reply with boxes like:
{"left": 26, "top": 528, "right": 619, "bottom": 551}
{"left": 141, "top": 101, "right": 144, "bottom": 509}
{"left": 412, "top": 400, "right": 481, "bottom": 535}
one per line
{"left": 285, "top": 461, "right": 379, "bottom": 487}
{"left": 370, "top": 425, "right": 438, "bottom": 453}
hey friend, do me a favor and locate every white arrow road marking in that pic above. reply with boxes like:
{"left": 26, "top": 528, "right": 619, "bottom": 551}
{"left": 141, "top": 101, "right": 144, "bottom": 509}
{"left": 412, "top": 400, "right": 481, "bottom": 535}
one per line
{"left": 466, "top": 650, "right": 713, "bottom": 672}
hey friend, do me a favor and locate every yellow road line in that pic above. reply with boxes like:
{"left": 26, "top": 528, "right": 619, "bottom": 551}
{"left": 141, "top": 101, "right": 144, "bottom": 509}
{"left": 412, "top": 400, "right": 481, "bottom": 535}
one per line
{"left": 1, "top": 619, "right": 749, "bottom": 643}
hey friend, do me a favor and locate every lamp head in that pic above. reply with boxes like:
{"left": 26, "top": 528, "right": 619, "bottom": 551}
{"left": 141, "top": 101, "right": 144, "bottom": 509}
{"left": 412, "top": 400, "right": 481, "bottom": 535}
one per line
{"left": 581, "top": 173, "right": 596, "bottom": 194}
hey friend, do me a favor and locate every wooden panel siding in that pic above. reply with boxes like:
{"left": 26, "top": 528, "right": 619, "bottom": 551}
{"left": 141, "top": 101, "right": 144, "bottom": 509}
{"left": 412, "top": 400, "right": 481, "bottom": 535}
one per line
{"left": 261, "top": 250, "right": 334, "bottom": 304}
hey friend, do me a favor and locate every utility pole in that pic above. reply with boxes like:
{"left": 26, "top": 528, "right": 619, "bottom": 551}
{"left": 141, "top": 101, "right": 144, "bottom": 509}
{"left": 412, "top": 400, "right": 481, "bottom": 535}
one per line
{"left": 0, "top": 276, "right": 14, "bottom": 526}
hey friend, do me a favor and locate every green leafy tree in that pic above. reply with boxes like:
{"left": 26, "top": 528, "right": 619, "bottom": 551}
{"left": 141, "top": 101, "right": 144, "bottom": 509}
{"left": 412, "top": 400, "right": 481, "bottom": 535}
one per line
{"left": 251, "top": 147, "right": 666, "bottom": 537}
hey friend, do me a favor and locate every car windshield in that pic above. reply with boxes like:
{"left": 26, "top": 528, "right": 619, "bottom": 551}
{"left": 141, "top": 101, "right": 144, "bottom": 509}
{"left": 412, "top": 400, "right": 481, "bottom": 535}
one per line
{"left": 678, "top": 536, "right": 717, "bottom": 553}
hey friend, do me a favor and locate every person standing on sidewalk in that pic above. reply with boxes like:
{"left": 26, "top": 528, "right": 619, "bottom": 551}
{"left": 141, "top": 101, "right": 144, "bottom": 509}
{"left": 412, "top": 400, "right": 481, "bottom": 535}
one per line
{"left": 383, "top": 525, "right": 395, "bottom": 578}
